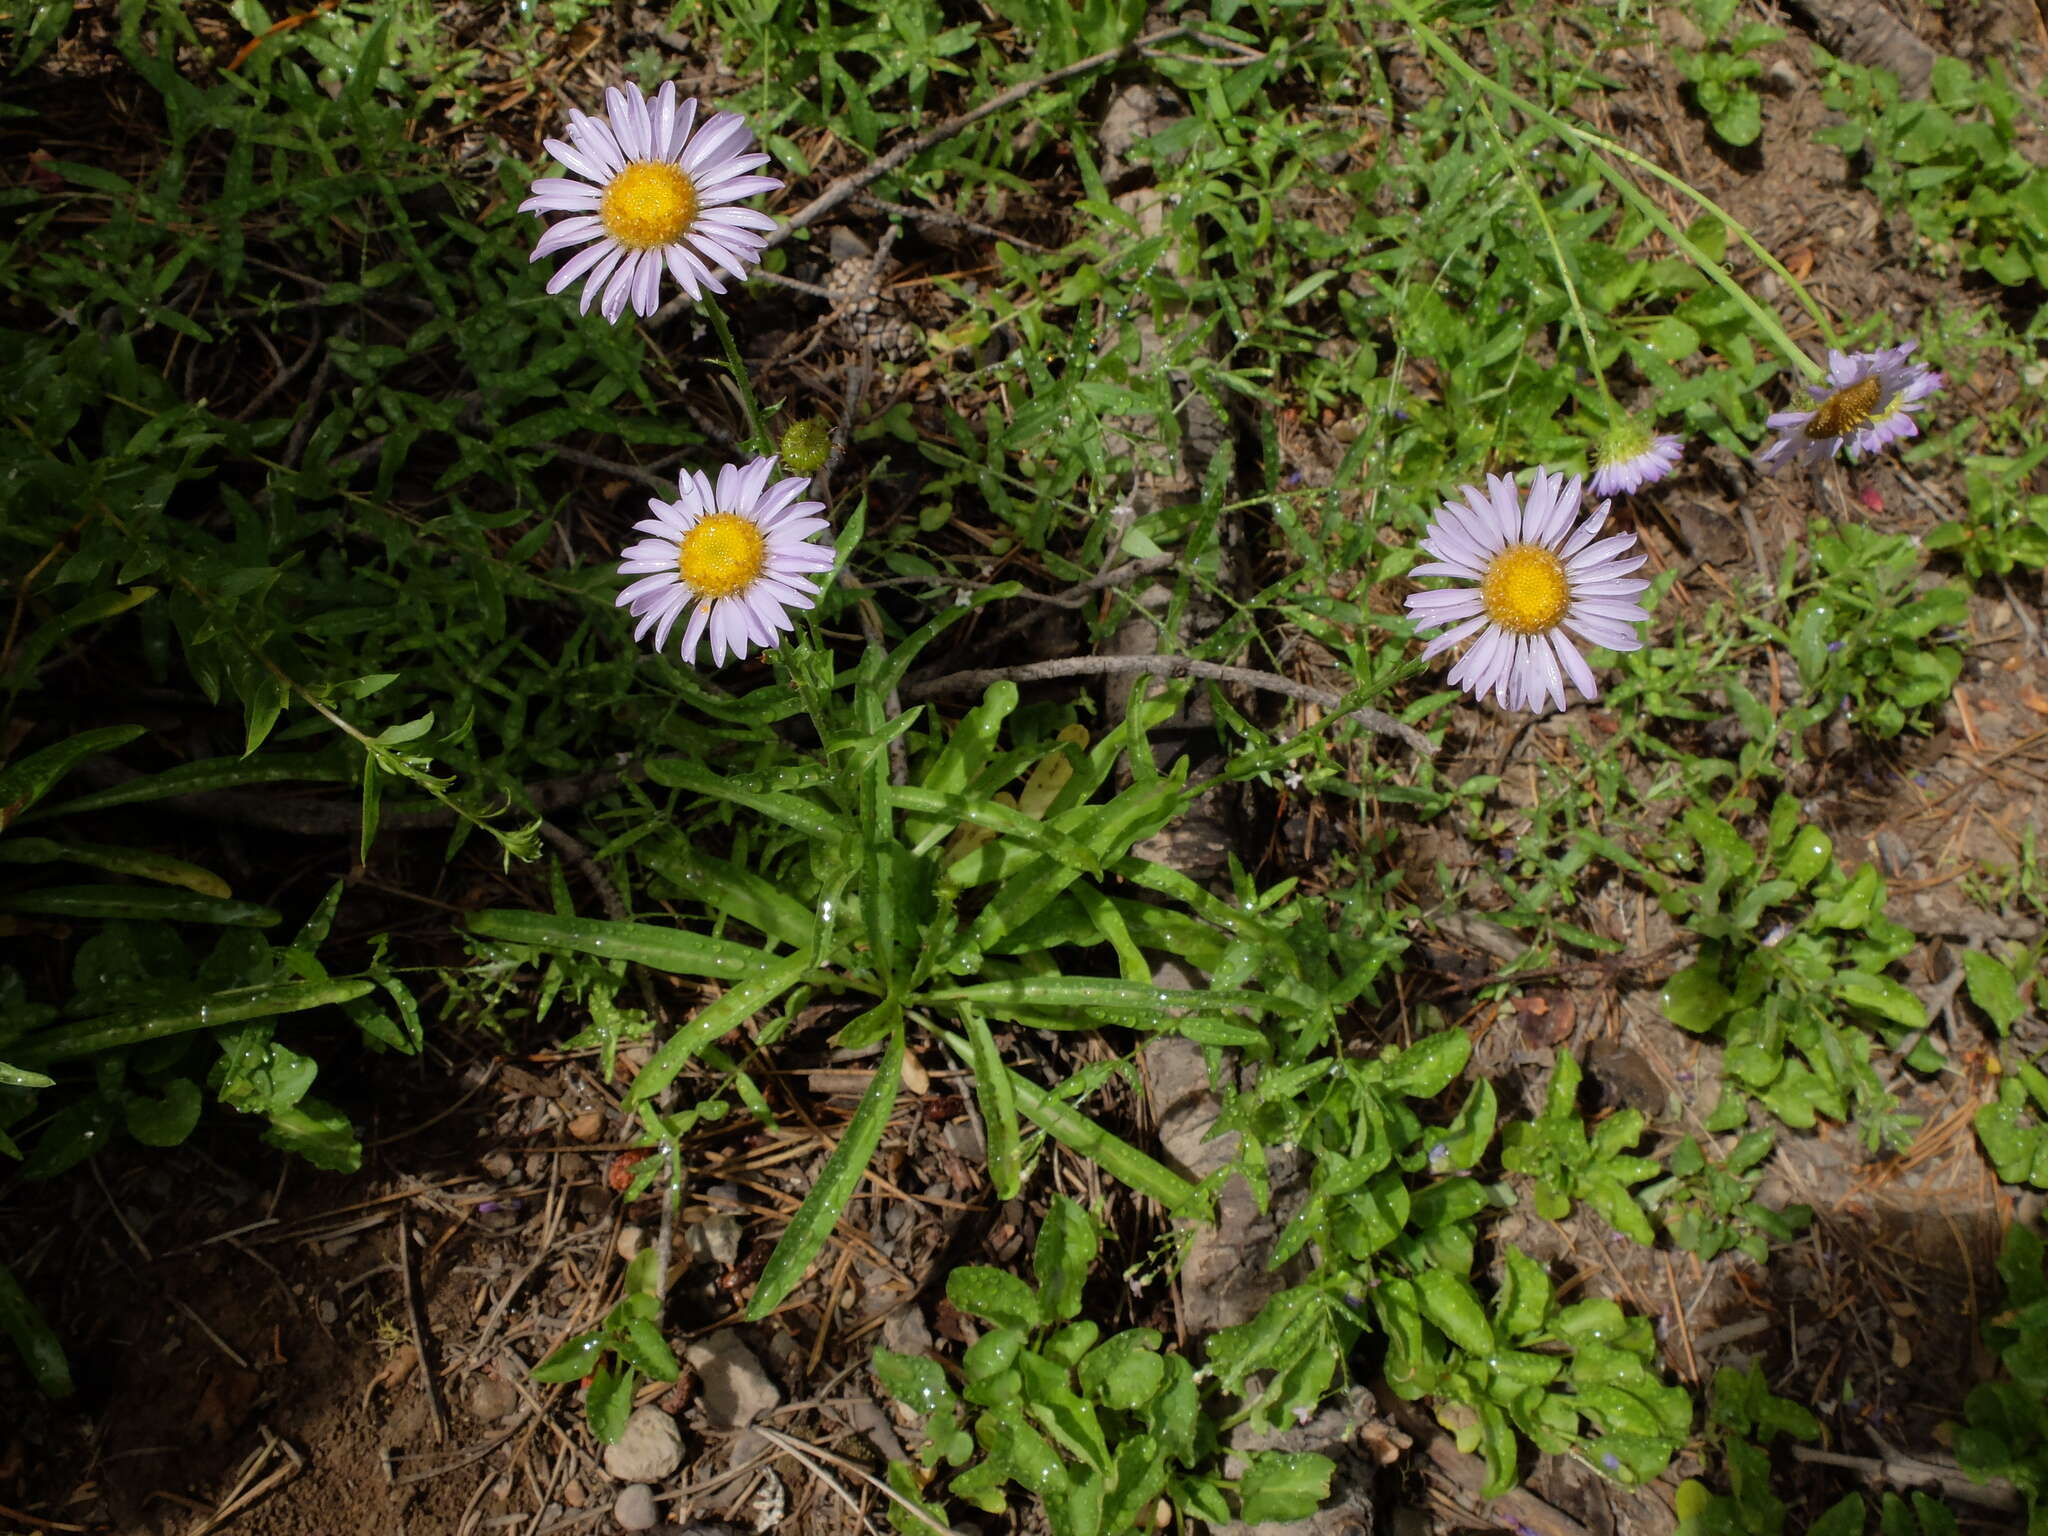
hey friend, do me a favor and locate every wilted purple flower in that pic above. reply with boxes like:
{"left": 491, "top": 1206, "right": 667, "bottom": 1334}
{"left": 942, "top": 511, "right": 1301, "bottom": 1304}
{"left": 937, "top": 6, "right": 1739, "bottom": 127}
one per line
{"left": 1757, "top": 341, "right": 1943, "bottom": 470}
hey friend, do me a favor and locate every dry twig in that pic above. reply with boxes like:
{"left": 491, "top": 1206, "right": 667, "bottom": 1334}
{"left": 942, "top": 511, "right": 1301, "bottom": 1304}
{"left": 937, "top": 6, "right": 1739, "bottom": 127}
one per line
{"left": 397, "top": 1208, "right": 449, "bottom": 1443}
{"left": 764, "top": 26, "right": 1192, "bottom": 248}
{"left": 1791, "top": 1443, "right": 2021, "bottom": 1514}
{"left": 903, "top": 652, "right": 1436, "bottom": 756}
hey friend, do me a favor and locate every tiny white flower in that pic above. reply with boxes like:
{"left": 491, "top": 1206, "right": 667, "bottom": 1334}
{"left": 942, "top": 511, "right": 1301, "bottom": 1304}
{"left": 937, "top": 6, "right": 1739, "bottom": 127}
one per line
{"left": 616, "top": 457, "right": 835, "bottom": 666}
{"left": 521, "top": 82, "right": 782, "bottom": 323}
{"left": 1405, "top": 470, "right": 1653, "bottom": 714}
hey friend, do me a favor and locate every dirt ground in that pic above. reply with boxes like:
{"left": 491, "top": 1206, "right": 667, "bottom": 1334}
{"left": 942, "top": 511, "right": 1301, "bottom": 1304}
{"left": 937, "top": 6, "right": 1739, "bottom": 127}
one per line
{"left": 5, "top": 1, "right": 2048, "bottom": 1534}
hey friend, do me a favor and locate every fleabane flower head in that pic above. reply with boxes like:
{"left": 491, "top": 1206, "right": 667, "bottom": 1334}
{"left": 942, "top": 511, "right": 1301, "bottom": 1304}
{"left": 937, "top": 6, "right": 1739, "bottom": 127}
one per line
{"left": 617, "top": 457, "right": 835, "bottom": 666}
{"left": 1757, "top": 340, "right": 1944, "bottom": 471}
{"left": 1590, "top": 416, "right": 1683, "bottom": 499}
{"left": 521, "top": 82, "right": 782, "bottom": 323}
{"left": 1405, "top": 470, "right": 1652, "bottom": 715}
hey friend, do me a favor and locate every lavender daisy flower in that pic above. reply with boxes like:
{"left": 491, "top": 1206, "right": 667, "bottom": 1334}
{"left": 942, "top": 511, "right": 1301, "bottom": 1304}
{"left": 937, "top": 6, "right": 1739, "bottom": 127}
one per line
{"left": 617, "top": 457, "right": 835, "bottom": 666}
{"left": 1756, "top": 340, "right": 1944, "bottom": 471}
{"left": 520, "top": 82, "right": 782, "bottom": 323}
{"left": 1404, "top": 470, "right": 1653, "bottom": 714}
{"left": 1589, "top": 417, "right": 1684, "bottom": 499}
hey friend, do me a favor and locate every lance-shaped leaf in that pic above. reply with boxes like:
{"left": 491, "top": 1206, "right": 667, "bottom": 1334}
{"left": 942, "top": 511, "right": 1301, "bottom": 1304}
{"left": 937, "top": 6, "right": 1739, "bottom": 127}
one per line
{"left": 466, "top": 911, "right": 768, "bottom": 979}
{"left": 747, "top": 1027, "right": 903, "bottom": 1319}
{"left": 11, "top": 979, "right": 375, "bottom": 1065}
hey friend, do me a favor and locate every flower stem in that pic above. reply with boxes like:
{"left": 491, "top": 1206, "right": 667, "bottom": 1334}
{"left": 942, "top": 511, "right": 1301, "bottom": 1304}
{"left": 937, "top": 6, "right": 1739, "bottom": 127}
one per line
{"left": 1469, "top": 91, "right": 1615, "bottom": 415}
{"left": 704, "top": 297, "right": 773, "bottom": 454}
{"left": 1388, "top": 0, "right": 1833, "bottom": 381}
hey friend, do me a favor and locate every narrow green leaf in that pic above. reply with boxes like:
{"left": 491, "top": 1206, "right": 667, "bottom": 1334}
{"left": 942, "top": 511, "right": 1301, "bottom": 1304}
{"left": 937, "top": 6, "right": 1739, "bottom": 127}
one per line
{"left": 748, "top": 1027, "right": 903, "bottom": 1319}
{"left": 643, "top": 841, "right": 815, "bottom": 951}
{"left": 0, "top": 1261, "right": 72, "bottom": 1398}
{"left": 936, "top": 1027, "right": 1204, "bottom": 1218}
{"left": 0, "top": 837, "right": 232, "bottom": 897}
{"left": 901, "top": 681, "right": 1017, "bottom": 846}
{"left": 964, "top": 781, "right": 1178, "bottom": 951}
{"left": 0, "top": 885, "right": 277, "bottom": 926}
{"left": 645, "top": 759, "right": 850, "bottom": 844}
{"left": 28, "top": 749, "right": 351, "bottom": 821}
{"left": 888, "top": 785, "right": 1104, "bottom": 870}
{"left": 12, "top": 979, "right": 375, "bottom": 1065}
{"left": 926, "top": 975, "right": 1289, "bottom": 1020}
{"left": 1, "top": 585, "right": 156, "bottom": 687}
{"left": 627, "top": 950, "right": 811, "bottom": 1105}
{"left": 0, "top": 725, "right": 146, "bottom": 829}
{"left": 466, "top": 911, "right": 767, "bottom": 978}
{"left": 964, "top": 1007, "right": 1022, "bottom": 1199}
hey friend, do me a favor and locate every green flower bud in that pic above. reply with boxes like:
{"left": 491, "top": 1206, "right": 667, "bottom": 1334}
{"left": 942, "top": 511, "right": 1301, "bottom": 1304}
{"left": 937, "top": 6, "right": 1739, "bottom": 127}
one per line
{"left": 778, "top": 417, "right": 831, "bottom": 475}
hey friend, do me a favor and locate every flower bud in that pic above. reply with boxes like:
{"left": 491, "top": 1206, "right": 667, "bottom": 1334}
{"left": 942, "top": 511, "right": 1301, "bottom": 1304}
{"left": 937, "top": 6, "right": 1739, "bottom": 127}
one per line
{"left": 778, "top": 417, "right": 831, "bottom": 475}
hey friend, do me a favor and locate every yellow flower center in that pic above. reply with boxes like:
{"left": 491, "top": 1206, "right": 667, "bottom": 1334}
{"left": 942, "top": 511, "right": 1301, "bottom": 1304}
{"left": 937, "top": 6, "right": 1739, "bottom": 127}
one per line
{"left": 1809, "top": 374, "right": 1883, "bottom": 439}
{"left": 1481, "top": 544, "right": 1571, "bottom": 636}
{"left": 599, "top": 162, "right": 699, "bottom": 251}
{"left": 677, "top": 513, "right": 767, "bottom": 599}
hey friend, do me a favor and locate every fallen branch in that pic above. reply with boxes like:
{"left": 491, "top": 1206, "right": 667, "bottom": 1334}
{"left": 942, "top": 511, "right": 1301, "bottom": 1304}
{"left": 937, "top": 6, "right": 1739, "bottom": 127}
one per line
{"left": 902, "top": 653, "right": 1436, "bottom": 757}
{"left": 1790, "top": 1444, "right": 2021, "bottom": 1515}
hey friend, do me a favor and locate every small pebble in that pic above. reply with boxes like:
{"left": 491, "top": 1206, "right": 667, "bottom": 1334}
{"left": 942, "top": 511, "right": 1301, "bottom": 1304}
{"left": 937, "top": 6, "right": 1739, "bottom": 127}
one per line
{"left": 686, "top": 1214, "right": 742, "bottom": 1267}
{"left": 684, "top": 1331, "right": 781, "bottom": 1429}
{"left": 613, "top": 1484, "right": 657, "bottom": 1532}
{"left": 469, "top": 1376, "right": 521, "bottom": 1422}
{"left": 602, "top": 1406, "right": 683, "bottom": 1483}
{"left": 479, "top": 1150, "right": 516, "bottom": 1180}
{"left": 616, "top": 1224, "right": 646, "bottom": 1262}
{"left": 880, "top": 1307, "right": 932, "bottom": 1358}
{"left": 568, "top": 1109, "right": 604, "bottom": 1142}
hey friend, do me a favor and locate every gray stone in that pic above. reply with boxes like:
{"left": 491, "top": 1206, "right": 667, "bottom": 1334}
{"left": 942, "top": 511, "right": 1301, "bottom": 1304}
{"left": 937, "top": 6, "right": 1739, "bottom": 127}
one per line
{"left": 601, "top": 1406, "right": 683, "bottom": 1483}
{"left": 613, "top": 1483, "right": 658, "bottom": 1531}
{"left": 686, "top": 1213, "right": 742, "bottom": 1267}
{"left": 683, "top": 1330, "right": 780, "bottom": 1428}
{"left": 880, "top": 1307, "right": 932, "bottom": 1359}
{"left": 469, "top": 1375, "right": 520, "bottom": 1422}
